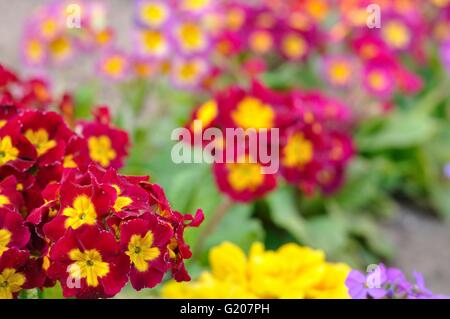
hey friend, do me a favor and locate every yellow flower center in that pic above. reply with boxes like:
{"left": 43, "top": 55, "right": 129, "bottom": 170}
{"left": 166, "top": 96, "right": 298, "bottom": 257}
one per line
{"left": 63, "top": 195, "right": 97, "bottom": 230}
{"left": 88, "top": 135, "right": 116, "bottom": 167}
{"left": 382, "top": 20, "right": 410, "bottom": 49}
{"left": 63, "top": 154, "right": 77, "bottom": 168}
{"left": 249, "top": 30, "right": 273, "bottom": 54}
{"left": 329, "top": 61, "right": 351, "bottom": 85}
{"left": 178, "top": 61, "right": 202, "bottom": 81}
{"left": 102, "top": 56, "right": 125, "bottom": 77}
{"left": 282, "top": 33, "right": 307, "bottom": 59}
{"left": 182, "top": 0, "right": 210, "bottom": 11}
{"left": 25, "top": 129, "right": 57, "bottom": 157}
{"left": 49, "top": 37, "right": 71, "bottom": 59}
{"left": 178, "top": 23, "right": 206, "bottom": 51}
{"left": 360, "top": 44, "right": 378, "bottom": 60}
{"left": 0, "top": 268, "right": 25, "bottom": 299}
{"left": 126, "top": 232, "right": 160, "bottom": 272}
{"left": 305, "top": 0, "right": 328, "bottom": 21}
{"left": 0, "top": 229, "right": 12, "bottom": 257}
{"left": 27, "top": 39, "right": 44, "bottom": 61}
{"left": 282, "top": 132, "right": 313, "bottom": 168}
{"left": 141, "top": 3, "right": 168, "bottom": 26}
{"left": 41, "top": 19, "right": 58, "bottom": 38}
{"left": 367, "top": 70, "right": 387, "bottom": 90}
{"left": 141, "top": 30, "right": 167, "bottom": 54}
{"left": 231, "top": 97, "right": 274, "bottom": 129}
{"left": 111, "top": 184, "right": 133, "bottom": 212}
{"left": 0, "top": 195, "right": 10, "bottom": 208}
{"left": 0, "top": 136, "right": 19, "bottom": 166}
{"left": 226, "top": 156, "right": 264, "bottom": 192}
{"left": 191, "top": 100, "right": 218, "bottom": 132}
{"left": 68, "top": 249, "right": 109, "bottom": 287}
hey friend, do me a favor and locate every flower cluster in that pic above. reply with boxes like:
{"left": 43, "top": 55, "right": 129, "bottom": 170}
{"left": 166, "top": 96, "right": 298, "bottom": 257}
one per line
{"left": 210, "top": 1, "right": 441, "bottom": 107}
{"left": 21, "top": 0, "right": 113, "bottom": 68}
{"left": 345, "top": 264, "right": 448, "bottom": 299}
{"left": 0, "top": 64, "right": 203, "bottom": 299}
{"left": 185, "top": 80, "right": 354, "bottom": 202}
{"left": 214, "top": 1, "right": 321, "bottom": 61}
{"left": 162, "top": 241, "right": 351, "bottom": 299}
{"left": 122, "top": 0, "right": 218, "bottom": 88}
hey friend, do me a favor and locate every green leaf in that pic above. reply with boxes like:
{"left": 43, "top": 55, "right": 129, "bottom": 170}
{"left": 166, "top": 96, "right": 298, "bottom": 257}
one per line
{"left": 332, "top": 157, "right": 394, "bottom": 214}
{"left": 266, "top": 186, "right": 307, "bottom": 242}
{"left": 74, "top": 84, "right": 96, "bottom": 119}
{"left": 304, "top": 214, "right": 348, "bottom": 256}
{"left": 205, "top": 203, "right": 264, "bottom": 256}
{"left": 41, "top": 283, "right": 64, "bottom": 299}
{"left": 356, "top": 113, "right": 437, "bottom": 151}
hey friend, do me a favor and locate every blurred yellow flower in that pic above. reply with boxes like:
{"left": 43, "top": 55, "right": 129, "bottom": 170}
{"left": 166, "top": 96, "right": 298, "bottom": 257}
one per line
{"left": 162, "top": 242, "right": 351, "bottom": 299}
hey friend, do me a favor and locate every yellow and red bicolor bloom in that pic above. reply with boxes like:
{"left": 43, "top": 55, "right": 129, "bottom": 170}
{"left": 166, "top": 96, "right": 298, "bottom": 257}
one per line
{"left": 280, "top": 91, "right": 355, "bottom": 194}
{"left": 19, "top": 78, "right": 53, "bottom": 110}
{"left": 120, "top": 214, "right": 173, "bottom": 290}
{"left": 139, "top": 181, "right": 204, "bottom": 281}
{"left": 47, "top": 226, "right": 129, "bottom": 299}
{"left": 0, "top": 208, "right": 30, "bottom": 257}
{"left": 19, "top": 110, "right": 74, "bottom": 166}
{"left": 79, "top": 107, "right": 130, "bottom": 169}
{"left": 0, "top": 64, "right": 203, "bottom": 298}
{"left": 0, "top": 176, "right": 24, "bottom": 213}
{"left": 215, "top": 80, "right": 294, "bottom": 131}
{"left": 0, "top": 118, "right": 37, "bottom": 173}
{"left": 0, "top": 248, "right": 30, "bottom": 299}
{"left": 88, "top": 165, "right": 150, "bottom": 219}
{"left": 213, "top": 149, "right": 278, "bottom": 202}
{"left": 42, "top": 169, "right": 116, "bottom": 241}
{"left": 164, "top": 209, "right": 204, "bottom": 282}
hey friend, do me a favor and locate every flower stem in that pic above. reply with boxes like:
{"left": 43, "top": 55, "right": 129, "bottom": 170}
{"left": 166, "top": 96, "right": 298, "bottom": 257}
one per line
{"left": 194, "top": 196, "right": 233, "bottom": 257}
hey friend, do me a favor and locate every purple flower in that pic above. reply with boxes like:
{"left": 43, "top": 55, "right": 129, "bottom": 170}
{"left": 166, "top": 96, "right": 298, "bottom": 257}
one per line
{"left": 385, "top": 267, "right": 412, "bottom": 297}
{"left": 347, "top": 265, "right": 449, "bottom": 299}
{"left": 441, "top": 38, "right": 450, "bottom": 74}
{"left": 345, "top": 267, "right": 388, "bottom": 299}
{"left": 444, "top": 163, "right": 450, "bottom": 179}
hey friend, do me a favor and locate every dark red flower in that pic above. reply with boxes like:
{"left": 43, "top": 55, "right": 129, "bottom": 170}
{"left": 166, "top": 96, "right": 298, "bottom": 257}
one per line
{"left": 47, "top": 226, "right": 129, "bottom": 299}
{"left": 78, "top": 108, "right": 129, "bottom": 169}
{"left": 0, "top": 208, "right": 30, "bottom": 256}
{"left": 120, "top": 214, "right": 173, "bottom": 290}
{"left": 0, "top": 248, "right": 29, "bottom": 299}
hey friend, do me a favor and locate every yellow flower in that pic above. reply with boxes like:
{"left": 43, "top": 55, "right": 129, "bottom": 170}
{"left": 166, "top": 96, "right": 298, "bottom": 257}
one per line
{"left": 162, "top": 241, "right": 350, "bottom": 299}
